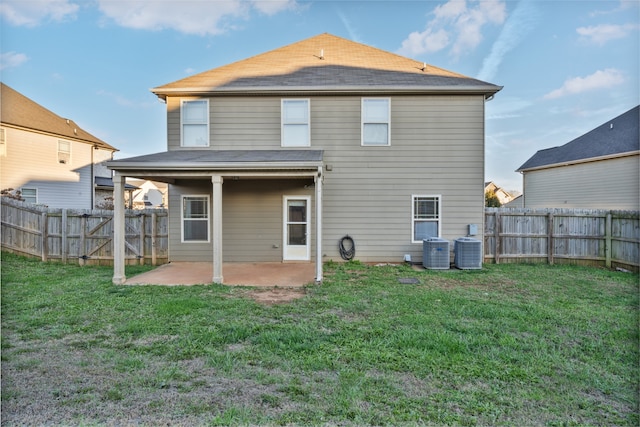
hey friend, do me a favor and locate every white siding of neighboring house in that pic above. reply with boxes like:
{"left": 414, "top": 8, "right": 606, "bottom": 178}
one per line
{"left": 0, "top": 126, "right": 113, "bottom": 209}
{"left": 164, "top": 94, "right": 487, "bottom": 263}
{"left": 522, "top": 154, "right": 640, "bottom": 209}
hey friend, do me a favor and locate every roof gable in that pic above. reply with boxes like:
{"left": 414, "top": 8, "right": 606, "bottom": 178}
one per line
{"left": 0, "top": 83, "right": 116, "bottom": 151}
{"left": 517, "top": 105, "right": 640, "bottom": 172}
{"left": 152, "top": 33, "right": 501, "bottom": 98}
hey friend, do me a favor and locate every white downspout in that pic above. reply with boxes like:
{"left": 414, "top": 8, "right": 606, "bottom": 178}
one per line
{"left": 315, "top": 167, "right": 323, "bottom": 283}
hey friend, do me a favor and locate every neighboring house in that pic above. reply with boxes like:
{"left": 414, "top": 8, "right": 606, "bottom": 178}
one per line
{"left": 484, "top": 181, "right": 514, "bottom": 205}
{"left": 128, "top": 179, "right": 167, "bottom": 208}
{"left": 516, "top": 105, "right": 639, "bottom": 209}
{"left": 107, "top": 33, "right": 501, "bottom": 284}
{"left": 0, "top": 83, "right": 122, "bottom": 209}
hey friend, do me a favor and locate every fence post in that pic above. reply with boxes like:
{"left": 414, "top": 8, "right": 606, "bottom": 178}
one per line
{"left": 61, "top": 209, "right": 68, "bottom": 264}
{"left": 151, "top": 212, "right": 157, "bottom": 266}
{"left": 41, "top": 212, "right": 48, "bottom": 262}
{"left": 494, "top": 211, "right": 501, "bottom": 264}
{"left": 79, "top": 214, "right": 86, "bottom": 266}
{"left": 547, "top": 213, "right": 554, "bottom": 265}
{"left": 605, "top": 213, "right": 612, "bottom": 268}
{"left": 139, "top": 213, "right": 145, "bottom": 265}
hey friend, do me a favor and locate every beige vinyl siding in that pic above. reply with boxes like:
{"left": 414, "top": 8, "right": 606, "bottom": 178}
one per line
{"left": 168, "top": 179, "right": 315, "bottom": 262}
{"left": 166, "top": 95, "right": 486, "bottom": 263}
{"left": 0, "top": 127, "right": 98, "bottom": 209}
{"left": 522, "top": 155, "right": 640, "bottom": 210}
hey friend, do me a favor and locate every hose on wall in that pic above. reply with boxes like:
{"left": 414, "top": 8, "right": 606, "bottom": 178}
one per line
{"left": 339, "top": 235, "right": 355, "bottom": 261}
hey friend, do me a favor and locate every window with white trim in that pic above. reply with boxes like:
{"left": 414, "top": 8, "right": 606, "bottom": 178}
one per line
{"left": 21, "top": 188, "right": 37, "bottom": 204}
{"left": 182, "top": 195, "right": 210, "bottom": 242}
{"left": 412, "top": 195, "right": 441, "bottom": 242}
{"left": 58, "top": 140, "right": 70, "bottom": 164}
{"left": 181, "top": 100, "right": 209, "bottom": 147}
{"left": 281, "top": 99, "right": 310, "bottom": 147}
{"left": 0, "top": 128, "right": 6, "bottom": 157}
{"left": 362, "top": 98, "right": 390, "bottom": 146}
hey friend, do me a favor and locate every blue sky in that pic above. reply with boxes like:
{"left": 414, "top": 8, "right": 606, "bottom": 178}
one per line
{"left": 1, "top": 0, "right": 638, "bottom": 193}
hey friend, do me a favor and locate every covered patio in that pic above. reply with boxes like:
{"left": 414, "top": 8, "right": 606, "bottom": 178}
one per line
{"left": 107, "top": 150, "right": 324, "bottom": 286}
{"left": 124, "top": 261, "right": 316, "bottom": 287}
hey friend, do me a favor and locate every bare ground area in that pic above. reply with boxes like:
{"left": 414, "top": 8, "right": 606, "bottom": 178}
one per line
{"left": 1, "top": 289, "right": 310, "bottom": 426}
{"left": 2, "top": 336, "right": 303, "bottom": 426}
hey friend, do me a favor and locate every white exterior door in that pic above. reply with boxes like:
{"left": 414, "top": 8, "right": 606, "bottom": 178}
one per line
{"left": 283, "top": 196, "right": 310, "bottom": 260}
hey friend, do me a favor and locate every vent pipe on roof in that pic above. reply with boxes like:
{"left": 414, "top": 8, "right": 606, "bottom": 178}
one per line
{"left": 421, "top": 62, "right": 427, "bottom": 72}
{"left": 320, "top": 49, "right": 324, "bottom": 60}
{"left": 610, "top": 123, "right": 614, "bottom": 129}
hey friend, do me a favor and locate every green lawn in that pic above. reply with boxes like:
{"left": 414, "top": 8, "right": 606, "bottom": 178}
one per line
{"left": 1, "top": 252, "right": 638, "bottom": 426}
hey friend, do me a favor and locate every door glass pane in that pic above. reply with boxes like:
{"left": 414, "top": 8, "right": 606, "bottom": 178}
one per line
{"left": 288, "top": 200, "right": 306, "bottom": 222}
{"left": 288, "top": 224, "right": 306, "bottom": 245}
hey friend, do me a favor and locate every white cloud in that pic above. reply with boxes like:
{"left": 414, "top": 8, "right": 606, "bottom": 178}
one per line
{"left": 0, "top": 51, "right": 28, "bottom": 70}
{"left": 97, "top": 0, "right": 296, "bottom": 36}
{"left": 477, "top": 0, "right": 539, "bottom": 82}
{"left": 577, "top": 23, "right": 640, "bottom": 45}
{"left": 543, "top": 69, "right": 626, "bottom": 100}
{"left": 0, "top": 0, "right": 78, "bottom": 27}
{"left": 398, "top": 0, "right": 506, "bottom": 58}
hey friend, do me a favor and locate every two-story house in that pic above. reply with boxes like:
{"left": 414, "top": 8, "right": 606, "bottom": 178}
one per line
{"left": 107, "top": 33, "right": 501, "bottom": 284}
{"left": 516, "top": 105, "right": 639, "bottom": 209}
{"left": 0, "top": 83, "right": 129, "bottom": 209}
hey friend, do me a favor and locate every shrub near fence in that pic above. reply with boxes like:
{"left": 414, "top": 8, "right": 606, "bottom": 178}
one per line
{"left": 1, "top": 197, "right": 168, "bottom": 266}
{"left": 485, "top": 207, "right": 640, "bottom": 272}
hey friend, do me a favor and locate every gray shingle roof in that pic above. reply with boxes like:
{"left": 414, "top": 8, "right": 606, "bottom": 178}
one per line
{"left": 108, "top": 150, "right": 323, "bottom": 169}
{"left": 0, "top": 83, "right": 116, "bottom": 151}
{"left": 152, "top": 33, "right": 501, "bottom": 98}
{"left": 517, "top": 105, "right": 640, "bottom": 171}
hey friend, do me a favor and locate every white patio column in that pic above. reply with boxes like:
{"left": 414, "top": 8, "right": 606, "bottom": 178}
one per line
{"left": 315, "top": 168, "right": 323, "bottom": 283}
{"left": 212, "top": 175, "right": 224, "bottom": 283}
{"left": 112, "top": 171, "right": 126, "bottom": 284}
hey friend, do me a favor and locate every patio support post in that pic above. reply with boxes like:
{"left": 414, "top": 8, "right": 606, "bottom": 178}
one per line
{"left": 315, "top": 168, "right": 323, "bottom": 283}
{"left": 112, "top": 171, "right": 126, "bottom": 284}
{"left": 212, "top": 175, "right": 224, "bottom": 283}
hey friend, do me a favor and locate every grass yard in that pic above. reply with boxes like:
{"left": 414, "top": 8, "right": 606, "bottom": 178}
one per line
{"left": 1, "top": 252, "right": 638, "bottom": 426}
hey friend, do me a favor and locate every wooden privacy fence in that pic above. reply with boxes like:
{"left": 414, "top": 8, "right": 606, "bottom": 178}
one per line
{"left": 484, "top": 208, "right": 639, "bottom": 272}
{"left": 1, "top": 198, "right": 168, "bottom": 266}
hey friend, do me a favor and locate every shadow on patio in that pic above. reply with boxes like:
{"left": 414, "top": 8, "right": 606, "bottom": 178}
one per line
{"left": 124, "top": 262, "right": 316, "bottom": 287}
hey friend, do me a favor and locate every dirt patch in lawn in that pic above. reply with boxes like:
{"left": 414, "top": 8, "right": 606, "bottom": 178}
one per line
{"left": 247, "top": 288, "right": 306, "bottom": 305}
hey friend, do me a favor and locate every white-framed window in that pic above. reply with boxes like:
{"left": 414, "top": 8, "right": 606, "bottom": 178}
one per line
{"left": 21, "top": 188, "right": 37, "bottom": 204}
{"left": 58, "top": 140, "right": 71, "bottom": 164}
{"left": 362, "top": 98, "right": 390, "bottom": 146}
{"left": 181, "top": 100, "right": 209, "bottom": 147}
{"left": 281, "top": 99, "right": 310, "bottom": 147}
{"left": 181, "top": 195, "right": 210, "bottom": 242}
{"left": 412, "top": 195, "right": 441, "bottom": 243}
{"left": 0, "top": 128, "right": 6, "bottom": 157}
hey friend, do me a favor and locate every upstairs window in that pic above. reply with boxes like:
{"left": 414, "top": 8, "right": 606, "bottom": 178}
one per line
{"left": 21, "top": 188, "right": 37, "bottom": 204}
{"left": 182, "top": 195, "right": 209, "bottom": 242}
{"left": 181, "top": 100, "right": 209, "bottom": 147}
{"left": 412, "top": 195, "right": 441, "bottom": 243}
{"left": 58, "top": 140, "right": 71, "bottom": 164}
{"left": 281, "top": 99, "right": 310, "bottom": 147}
{"left": 362, "top": 98, "right": 390, "bottom": 146}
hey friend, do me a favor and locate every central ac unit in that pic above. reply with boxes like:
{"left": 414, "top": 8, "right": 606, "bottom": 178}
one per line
{"left": 454, "top": 237, "right": 482, "bottom": 269}
{"left": 423, "top": 237, "right": 450, "bottom": 269}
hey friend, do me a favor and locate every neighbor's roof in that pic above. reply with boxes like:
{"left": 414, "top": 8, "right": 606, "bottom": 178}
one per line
{"left": 0, "top": 83, "right": 116, "bottom": 151}
{"left": 517, "top": 105, "right": 640, "bottom": 172}
{"left": 108, "top": 150, "right": 324, "bottom": 171}
{"left": 152, "top": 33, "right": 502, "bottom": 99}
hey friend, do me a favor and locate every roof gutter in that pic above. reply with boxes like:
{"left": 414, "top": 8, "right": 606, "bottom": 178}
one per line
{"left": 516, "top": 150, "right": 640, "bottom": 173}
{"left": 151, "top": 85, "right": 503, "bottom": 101}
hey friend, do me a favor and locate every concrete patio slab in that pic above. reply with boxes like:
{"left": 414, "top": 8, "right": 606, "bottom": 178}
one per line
{"left": 124, "top": 262, "right": 316, "bottom": 287}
